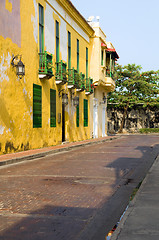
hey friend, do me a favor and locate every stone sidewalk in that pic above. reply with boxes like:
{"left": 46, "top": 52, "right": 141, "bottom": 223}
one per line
{"left": 0, "top": 135, "right": 119, "bottom": 166}
{"left": 111, "top": 153, "right": 159, "bottom": 240}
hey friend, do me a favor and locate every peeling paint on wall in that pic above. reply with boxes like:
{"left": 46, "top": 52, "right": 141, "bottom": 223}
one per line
{"left": 23, "top": 88, "right": 27, "bottom": 96}
{"left": 45, "top": 4, "right": 55, "bottom": 54}
{"left": 0, "top": 0, "right": 92, "bottom": 154}
{"left": 60, "top": 19, "right": 67, "bottom": 62}
{"left": 0, "top": 53, "right": 12, "bottom": 82}
{"left": 31, "top": 0, "right": 38, "bottom": 43}
{"left": 0, "top": 125, "right": 5, "bottom": 135}
{"left": 0, "top": 0, "right": 21, "bottom": 47}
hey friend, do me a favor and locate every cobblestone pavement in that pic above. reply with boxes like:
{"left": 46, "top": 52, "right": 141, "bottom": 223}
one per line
{"left": 0, "top": 135, "right": 159, "bottom": 240}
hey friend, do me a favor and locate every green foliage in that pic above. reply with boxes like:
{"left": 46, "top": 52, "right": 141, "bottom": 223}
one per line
{"left": 139, "top": 128, "right": 159, "bottom": 133}
{"left": 108, "top": 63, "right": 159, "bottom": 108}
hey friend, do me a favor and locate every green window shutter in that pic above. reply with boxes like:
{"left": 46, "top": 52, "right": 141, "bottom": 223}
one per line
{"left": 77, "top": 39, "right": 79, "bottom": 72}
{"left": 33, "top": 84, "right": 42, "bottom": 128}
{"left": 56, "top": 20, "right": 59, "bottom": 63}
{"left": 101, "top": 50, "right": 104, "bottom": 65}
{"left": 39, "top": 4, "right": 44, "bottom": 53}
{"left": 50, "top": 89, "right": 56, "bottom": 127}
{"left": 68, "top": 31, "right": 71, "bottom": 69}
{"left": 86, "top": 47, "right": 88, "bottom": 78}
{"left": 76, "top": 104, "right": 79, "bottom": 127}
{"left": 84, "top": 99, "right": 88, "bottom": 127}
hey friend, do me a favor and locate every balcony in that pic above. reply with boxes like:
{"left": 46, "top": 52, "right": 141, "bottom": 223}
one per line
{"left": 74, "top": 71, "right": 85, "bottom": 92}
{"left": 38, "top": 51, "right": 53, "bottom": 79}
{"left": 76, "top": 73, "right": 85, "bottom": 92}
{"left": 67, "top": 68, "right": 80, "bottom": 89}
{"left": 55, "top": 60, "right": 67, "bottom": 85}
{"left": 85, "top": 77, "right": 94, "bottom": 95}
{"left": 105, "top": 69, "right": 115, "bottom": 92}
{"left": 67, "top": 68, "right": 75, "bottom": 89}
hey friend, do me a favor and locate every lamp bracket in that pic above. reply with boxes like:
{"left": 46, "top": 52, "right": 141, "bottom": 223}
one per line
{"left": 11, "top": 54, "right": 22, "bottom": 67}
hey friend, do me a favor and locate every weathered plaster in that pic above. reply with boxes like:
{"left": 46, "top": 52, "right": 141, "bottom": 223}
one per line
{"left": 45, "top": 4, "right": 55, "bottom": 54}
{"left": 5, "top": 0, "right": 12, "bottom": 12}
{"left": 60, "top": 19, "right": 67, "bottom": 62}
{"left": 0, "top": 53, "right": 12, "bottom": 82}
{"left": 0, "top": 126, "right": 5, "bottom": 135}
{"left": 31, "top": 0, "right": 38, "bottom": 43}
{"left": 48, "top": 0, "right": 89, "bottom": 42}
{"left": 0, "top": 0, "right": 21, "bottom": 47}
{"left": 0, "top": 0, "right": 92, "bottom": 154}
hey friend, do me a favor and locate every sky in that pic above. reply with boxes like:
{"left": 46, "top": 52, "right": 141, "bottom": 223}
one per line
{"left": 72, "top": 0, "right": 159, "bottom": 72}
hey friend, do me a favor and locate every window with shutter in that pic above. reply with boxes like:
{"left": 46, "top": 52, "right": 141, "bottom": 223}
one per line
{"left": 33, "top": 84, "right": 42, "bottom": 128}
{"left": 86, "top": 47, "right": 88, "bottom": 79}
{"left": 76, "top": 103, "right": 79, "bottom": 127}
{"left": 77, "top": 39, "right": 79, "bottom": 72}
{"left": 84, "top": 99, "right": 88, "bottom": 127}
{"left": 56, "top": 21, "right": 59, "bottom": 64}
{"left": 50, "top": 89, "right": 56, "bottom": 127}
{"left": 68, "top": 31, "right": 71, "bottom": 69}
{"left": 39, "top": 4, "right": 44, "bottom": 53}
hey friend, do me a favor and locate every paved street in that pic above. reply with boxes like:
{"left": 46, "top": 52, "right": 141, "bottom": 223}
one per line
{"left": 0, "top": 135, "right": 159, "bottom": 240}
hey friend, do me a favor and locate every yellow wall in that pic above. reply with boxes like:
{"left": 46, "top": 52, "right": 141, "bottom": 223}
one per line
{"left": 0, "top": 0, "right": 94, "bottom": 154}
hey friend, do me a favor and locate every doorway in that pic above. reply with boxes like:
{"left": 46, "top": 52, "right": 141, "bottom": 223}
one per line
{"left": 102, "top": 107, "right": 106, "bottom": 137}
{"left": 62, "top": 102, "right": 65, "bottom": 142}
{"left": 93, "top": 104, "right": 98, "bottom": 138}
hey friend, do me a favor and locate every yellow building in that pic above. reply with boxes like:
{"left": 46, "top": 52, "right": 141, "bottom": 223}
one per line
{"left": 0, "top": 0, "right": 94, "bottom": 154}
{"left": 89, "top": 19, "right": 119, "bottom": 138}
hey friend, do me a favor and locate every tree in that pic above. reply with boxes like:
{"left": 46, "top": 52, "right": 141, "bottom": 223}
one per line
{"left": 108, "top": 63, "right": 159, "bottom": 133}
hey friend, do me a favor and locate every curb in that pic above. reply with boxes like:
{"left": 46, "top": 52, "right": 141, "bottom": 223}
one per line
{"left": 0, "top": 136, "right": 120, "bottom": 167}
{"left": 111, "top": 153, "right": 159, "bottom": 240}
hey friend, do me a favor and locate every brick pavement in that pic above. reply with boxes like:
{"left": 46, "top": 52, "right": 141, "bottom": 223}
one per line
{"left": 0, "top": 135, "right": 159, "bottom": 240}
{"left": 0, "top": 135, "right": 119, "bottom": 166}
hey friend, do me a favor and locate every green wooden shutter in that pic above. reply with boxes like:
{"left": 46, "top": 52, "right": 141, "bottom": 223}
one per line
{"left": 33, "top": 84, "right": 42, "bottom": 128}
{"left": 84, "top": 99, "right": 88, "bottom": 127}
{"left": 86, "top": 47, "right": 88, "bottom": 78}
{"left": 50, "top": 89, "right": 56, "bottom": 127}
{"left": 101, "top": 50, "right": 104, "bottom": 65}
{"left": 76, "top": 104, "right": 79, "bottom": 127}
{"left": 68, "top": 31, "right": 71, "bottom": 69}
{"left": 39, "top": 4, "right": 44, "bottom": 53}
{"left": 77, "top": 39, "right": 79, "bottom": 72}
{"left": 56, "top": 20, "right": 59, "bottom": 63}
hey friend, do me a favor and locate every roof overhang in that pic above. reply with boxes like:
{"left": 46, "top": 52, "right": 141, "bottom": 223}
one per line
{"left": 106, "top": 48, "right": 119, "bottom": 59}
{"left": 101, "top": 43, "right": 107, "bottom": 48}
{"left": 57, "top": 0, "right": 94, "bottom": 37}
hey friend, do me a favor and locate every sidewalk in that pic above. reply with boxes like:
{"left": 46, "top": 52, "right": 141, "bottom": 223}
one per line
{"left": 0, "top": 135, "right": 119, "bottom": 166}
{"left": 111, "top": 153, "right": 159, "bottom": 240}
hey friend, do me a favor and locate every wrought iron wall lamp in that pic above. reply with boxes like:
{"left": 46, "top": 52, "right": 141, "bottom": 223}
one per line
{"left": 58, "top": 89, "right": 68, "bottom": 105}
{"left": 11, "top": 54, "right": 25, "bottom": 78}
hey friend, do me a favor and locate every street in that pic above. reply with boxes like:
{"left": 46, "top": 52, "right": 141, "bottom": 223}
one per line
{"left": 0, "top": 135, "right": 159, "bottom": 240}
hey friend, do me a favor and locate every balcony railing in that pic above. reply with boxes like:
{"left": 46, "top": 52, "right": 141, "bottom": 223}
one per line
{"left": 67, "top": 68, "right": 80, "bottom": 89}
{"left": 77, "top": 73, "right": 85, "bottom": 92}
{"left": 74, "top": 70, "right": 82, "bottom": 90}
{"left": 55, "top": 60, "right": 67, "bottom": 85}
{"left": 106, "top": 68, "right": 115, "bottom": 79}
{"left": 67, "top": 68, "right": 75, "bottom": 88}
{"left": 38, "top": 51, "right": 53, "bottom": 79}
{"left": 85, "top": 77, "right": 93, "bottom": 95}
